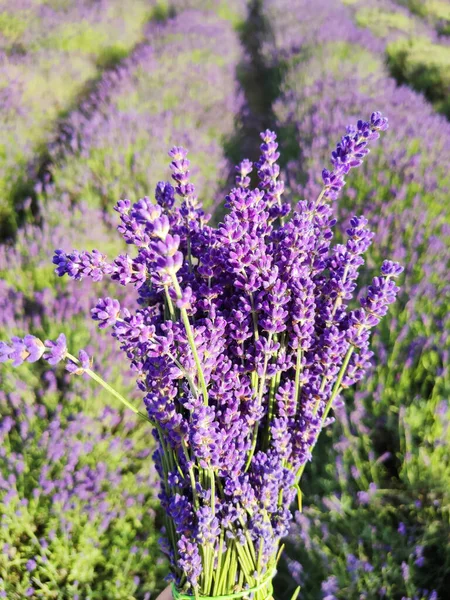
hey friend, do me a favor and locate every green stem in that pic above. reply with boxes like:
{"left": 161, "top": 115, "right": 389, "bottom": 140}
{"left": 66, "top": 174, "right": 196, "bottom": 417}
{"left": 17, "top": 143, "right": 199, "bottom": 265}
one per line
{"left": 316, "top": 187, "right": 326, "bottom": 205}
{"left": 212, "top": 532, "right": 225, "bottom": 596}
{"left": 171, "top": 276, "right": 208, "bottom": 404}
{"left": 164, "top": 286, "right": 176, "bottom": 321}
{"left": 203, "top": 545, "right": 214, "bottom": 595}
{"left": 167, "top": 351, "right": 198, "bottom": 399}
{"left": 264, "top": 369, "right": 281, "bottom": 450}
{"left": 210, "top": 469, "right": 216, "bottom": 516}
{"left": 233, "top": 541, "right": 252, "bottom": 586}
{"left": 244, "top": 423, "right": 258, "bottom": 473}
{"left": 66, "top": 353, "right": 153, "bottom": 425}
{"left": 323, "top": 347, "right": 354, "bottom": 422}
{"left": 217, "top": 544, "right": 232, "bottom": 595}
{"left": 258, "top": 333, "right": 273, "bottom": 405}
{"left": 249, "top": 292, "right": 259, "bottom": 342}
{"left": 296, "top": 346, "right": 354, "bottom": 483}
{"left": 293, "top": 346, "right": 302, "bottom": 415}
{"left": 290, "top": 587, "right": 301, "bottom": 600}
{"left": 246, "top": 333, "right": 273, "bottom": 468}
{"left": 187, "top": 237, "right": 193, "bottom": 272}
{"left": 256, "top": 539, "right": 264, "bottom": 574}
{"left": 237, "top": 570, "right": 244, "bottom": 591}
{"left": 180, "top": 440, "right": 199, "bottom": 510}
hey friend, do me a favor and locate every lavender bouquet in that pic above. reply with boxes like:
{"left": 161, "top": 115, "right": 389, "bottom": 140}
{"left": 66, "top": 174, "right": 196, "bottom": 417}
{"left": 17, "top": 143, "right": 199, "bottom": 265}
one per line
{"left": 1, "top": 112, "right": 402, "bottom": 599}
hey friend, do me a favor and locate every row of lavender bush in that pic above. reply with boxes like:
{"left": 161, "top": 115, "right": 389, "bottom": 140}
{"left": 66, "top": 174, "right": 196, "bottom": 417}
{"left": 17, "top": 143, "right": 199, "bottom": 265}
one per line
{"left": 340, "top": 0, "right": 450, "bottom": 118}
{"left": 394, "top": 0, "right": 450, "bottom": 35}
{"left": 0, "top": 0, "right": 167, "bottom": 237}
{"left": 261, "top": 0, "right": 450, "bottom": 598}
{"left": 0, "top": 2, "right": 248, "bottom": 597}
{"left": 39, "top": 9, "right": 244, "bottom": 217}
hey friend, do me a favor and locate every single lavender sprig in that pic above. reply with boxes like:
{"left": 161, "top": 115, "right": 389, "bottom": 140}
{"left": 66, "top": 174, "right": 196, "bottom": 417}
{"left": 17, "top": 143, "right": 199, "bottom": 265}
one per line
{"left": 1, "top": 333, "right": 152, "bottom": 425}
{"left": 321, "top": 111, "right": 389, "bottom": 201}
{"left": 53, "top": 248, "right": 113, "bottom": 281}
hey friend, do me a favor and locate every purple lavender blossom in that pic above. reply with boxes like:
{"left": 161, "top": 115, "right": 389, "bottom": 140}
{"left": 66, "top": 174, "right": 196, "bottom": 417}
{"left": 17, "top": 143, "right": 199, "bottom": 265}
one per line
{"left": 91, "top": 298, "right": 121, "bottom": 329}
{"left": 52, "top": 249, "right": 113, "bottom": 281}
{"left": 0, "top": 335, "right": 45, "bottom": 366}
{"left": 177, "top": 536, "right": 202, "bottom": 587}
{"left": 322, "top": 112, "right": 389, "bottom": 200}
{"left": 26, "top": 559, "right": 37, "bottom": 572}
{"left": 66, "top": 350, "right": 91, "bottom": 375}
{"left": 43, "top": 334, "right": 67, "bottom": 365}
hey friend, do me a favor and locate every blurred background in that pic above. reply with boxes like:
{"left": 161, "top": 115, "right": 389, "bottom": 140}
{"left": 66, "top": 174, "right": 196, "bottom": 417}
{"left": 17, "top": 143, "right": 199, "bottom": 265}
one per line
{"left": 0, "top": 1, "right": 449, "bottom": 598}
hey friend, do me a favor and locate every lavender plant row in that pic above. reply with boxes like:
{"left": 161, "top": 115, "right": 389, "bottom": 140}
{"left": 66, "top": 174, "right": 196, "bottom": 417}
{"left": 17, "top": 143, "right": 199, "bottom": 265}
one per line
{"left": 393, "top": 0, "right": 450, "bottom": 35}
{"left": 38, "top": 8, "right": 245, "bottom": 218}
{"left": 344, "top": 0, "right": 440, "bottom": 42}
{"left": 171, "top": 0, "right": 248, "bottom": 25}
{"left": 342, "top": 0, "right": 450, "bottom": 118}
{"left": 1, "top": 4, "right": 246, "bottom": 391}
{"left": 0, "top": 0, "right": 162, "bottom": 237}
{"left": 262, "top": 0, "right": 450, "bottom": 597}
{"left": 0, "top": 200, "right": 162, "bottom": 599}
{"left": 261, "top": 0, "right": 450, "bottom": 121}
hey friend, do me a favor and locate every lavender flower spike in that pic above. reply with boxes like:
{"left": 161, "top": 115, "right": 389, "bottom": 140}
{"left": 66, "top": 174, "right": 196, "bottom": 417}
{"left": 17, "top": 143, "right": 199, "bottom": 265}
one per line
{"left": 322, "top": 112, "right": 389, "bottom": 200}
{"left": 1, "top": 334, "right": 66, "bottom": 367}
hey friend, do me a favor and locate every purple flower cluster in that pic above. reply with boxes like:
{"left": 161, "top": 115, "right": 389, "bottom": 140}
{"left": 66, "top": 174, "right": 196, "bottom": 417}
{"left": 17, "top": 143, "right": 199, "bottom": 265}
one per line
{"left": 46, "top": 117, "right": 400, "bottom": 594}
{"left": 0, "top": 333, "right": 71, "bottom": 368}
{"left": 0, "top": 335, "right": 45, "bottom": 366}
{"left": 322, "top": 112, "right": 388, "bottom": 200}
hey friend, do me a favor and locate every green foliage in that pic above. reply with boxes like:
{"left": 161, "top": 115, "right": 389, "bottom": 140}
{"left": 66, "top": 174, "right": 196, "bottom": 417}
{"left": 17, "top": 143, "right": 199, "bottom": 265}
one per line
{"left": 173, "top": 0, "right": 246, "bottom": 28}
{"left": 0, "top": 11, "right": 29, "bottom": 43}
{"left": 37, "top": 24, "right": 110, "bottom": 54}
{"left": 355, "top": 7, "right": 417, "bottom": 37}
{"left": 398, "top": 0, "right": 450, "bottom": 33}
{"left": 0, "top": 391, "right": 166, "bottom": 599}
{"left": 387, "top": 38, "right": 450, "bottom": 117}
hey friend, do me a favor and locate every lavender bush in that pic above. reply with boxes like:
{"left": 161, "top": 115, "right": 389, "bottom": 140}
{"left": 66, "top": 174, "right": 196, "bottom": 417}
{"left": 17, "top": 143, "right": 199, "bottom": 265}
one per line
{"left": 37, "top": 8, "right": 245, "bottom": 220}
{"left": 341, "top": 0, "right": 450, "bottom": 118}
{"left": 394, "top": 0, "right": 450, "bottom": 35}
{"left": 171, "top": 0, "right": 248, "bottom": 25}
{"left": 0, "top": 394, "right": 164, "bottom": 599}
{"left": 1, "top": 112, "right": 402, "bottom": 597}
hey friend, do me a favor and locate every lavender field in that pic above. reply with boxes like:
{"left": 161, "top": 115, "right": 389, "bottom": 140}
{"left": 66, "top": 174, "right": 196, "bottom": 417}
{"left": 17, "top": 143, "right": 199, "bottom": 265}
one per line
{"left": 0, "top": 1, "right": 449, "bottom": 599}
